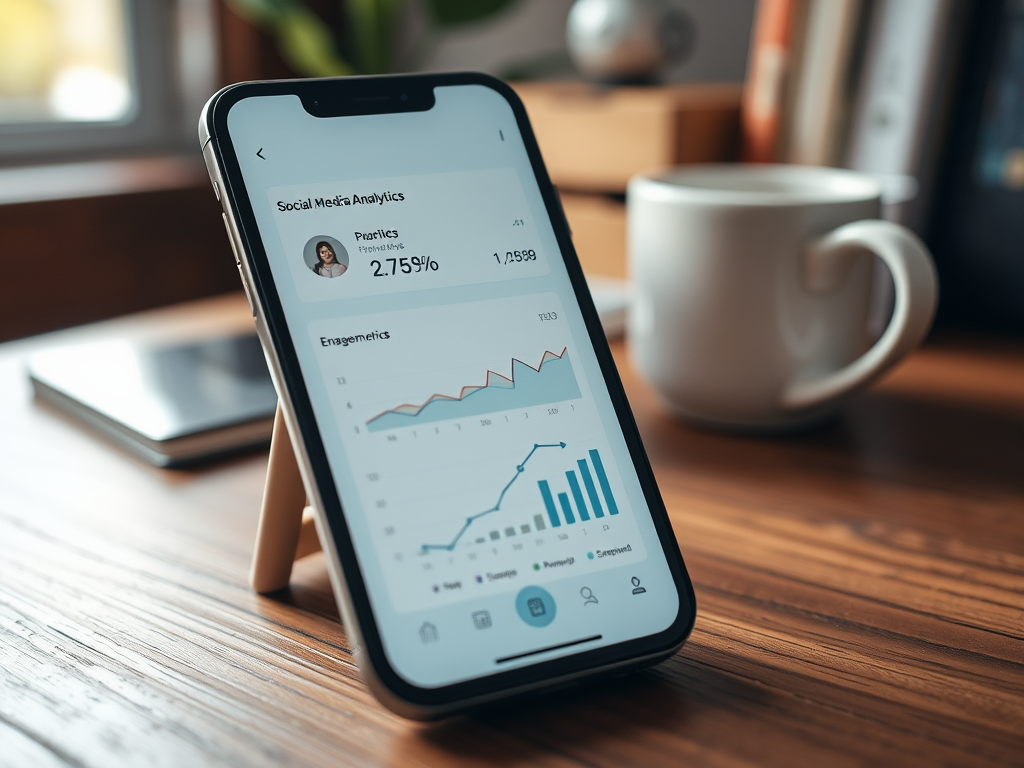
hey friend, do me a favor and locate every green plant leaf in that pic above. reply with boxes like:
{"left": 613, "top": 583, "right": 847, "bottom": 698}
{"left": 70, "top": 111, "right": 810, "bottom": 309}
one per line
{"left": 226, "top": 0, "right": 354, "bottom": 77}
{"left": 347, "top": 0, "right": 405, "bottom": 74}
{"left": 229, "top": 0, "right": 523, "bottom": 76}
{"left": 426, "top": 0, "right": 519, "bottom": 27}
{"left": 279, "top": 11, "right": 354, "bottom": 76}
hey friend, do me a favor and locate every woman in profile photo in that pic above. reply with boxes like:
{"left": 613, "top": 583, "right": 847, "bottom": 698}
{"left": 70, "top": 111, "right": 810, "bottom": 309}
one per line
{"left": 313, "top": 241, "right": 347, "bottom": 278}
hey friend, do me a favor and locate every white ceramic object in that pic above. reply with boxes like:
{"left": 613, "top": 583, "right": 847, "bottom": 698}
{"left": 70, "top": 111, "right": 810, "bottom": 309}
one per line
{"left": 566, "top": 0, "right": 689, "bottom": 82}
{"left": 627, "top": 164, "right": 938, "bottom": 430}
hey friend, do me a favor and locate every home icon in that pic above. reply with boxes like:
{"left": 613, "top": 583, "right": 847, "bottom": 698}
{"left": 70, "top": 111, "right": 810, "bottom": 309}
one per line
{"left": 419, "top": 622, "right": 439, "bottom": 644}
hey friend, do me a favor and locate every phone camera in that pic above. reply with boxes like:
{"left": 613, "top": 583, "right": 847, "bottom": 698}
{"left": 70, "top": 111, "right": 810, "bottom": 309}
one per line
{"left": 313, "top": 99, "right": 319, "bottom": 106}
{"left": 400, "top": 93, "right": 408, "bottom": 102}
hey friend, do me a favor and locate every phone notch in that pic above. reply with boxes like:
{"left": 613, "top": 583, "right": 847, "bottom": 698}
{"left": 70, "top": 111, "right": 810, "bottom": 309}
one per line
{"left": 301, "top": 81, "right": 435, "bottom": 118}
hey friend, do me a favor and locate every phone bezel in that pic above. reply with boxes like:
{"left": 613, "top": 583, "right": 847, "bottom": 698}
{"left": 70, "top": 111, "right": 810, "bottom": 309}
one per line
{"left": 204, "top": 72, "right": 696, "bottom": 710}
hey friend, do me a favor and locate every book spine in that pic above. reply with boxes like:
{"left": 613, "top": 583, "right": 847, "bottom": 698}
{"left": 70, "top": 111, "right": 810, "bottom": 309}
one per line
{"left": 742, "top": 0, "right": 801, "bottom": 163}
{"left": 784, "top": 0, "right": 864, "bottom": 166}
{"left": 844, "top": 0, "right": 962, "bottom": 232}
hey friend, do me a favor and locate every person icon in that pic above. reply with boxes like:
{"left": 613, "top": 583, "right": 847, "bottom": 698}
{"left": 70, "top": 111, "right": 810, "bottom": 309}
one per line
{"left": 631, "top": 576, "right": 646, "bottom": 595}
{"left": 581, "top": 586, "right": 599, "bottom": 606}
{"left": 304, "top": 236, "right": 350, "bottom": 279}
{"left": 313, "top": 240, "right": 347, "bottom": 278}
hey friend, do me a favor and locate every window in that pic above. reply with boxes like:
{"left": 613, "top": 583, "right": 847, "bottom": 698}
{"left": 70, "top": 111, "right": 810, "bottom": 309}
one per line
{"left": 0, "top": 0, "right": 132, "bottom": 124}
{"left": 0, "top": 0, "right": 216, "bottom": 165}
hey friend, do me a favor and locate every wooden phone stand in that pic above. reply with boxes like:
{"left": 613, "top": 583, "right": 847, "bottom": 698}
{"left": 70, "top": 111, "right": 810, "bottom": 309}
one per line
{"left": 251, "top": 404, "right": 323, "bottom": 593}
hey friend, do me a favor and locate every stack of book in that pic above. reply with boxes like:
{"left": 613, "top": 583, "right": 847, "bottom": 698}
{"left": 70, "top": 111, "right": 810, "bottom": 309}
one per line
{"left": 743, "top": 0, "right": 1024, "bottom": 332}
{"left": 742, "top": 0, "right": 964, "bottom": 232}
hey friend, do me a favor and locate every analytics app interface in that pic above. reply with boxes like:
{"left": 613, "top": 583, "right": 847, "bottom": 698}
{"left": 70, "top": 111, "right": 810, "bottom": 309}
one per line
{"left": 228, "top": 85, "right": 679, "bottom": 687}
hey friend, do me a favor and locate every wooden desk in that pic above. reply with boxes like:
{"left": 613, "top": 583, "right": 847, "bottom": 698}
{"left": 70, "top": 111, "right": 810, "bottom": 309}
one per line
{"left": 1, "top": 294, "right": 1022, "bottom": 767}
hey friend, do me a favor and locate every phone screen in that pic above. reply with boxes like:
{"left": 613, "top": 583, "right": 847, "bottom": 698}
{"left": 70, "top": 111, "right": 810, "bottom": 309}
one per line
{"left": 224, "top": 84, "right": 684, "bottom": 688}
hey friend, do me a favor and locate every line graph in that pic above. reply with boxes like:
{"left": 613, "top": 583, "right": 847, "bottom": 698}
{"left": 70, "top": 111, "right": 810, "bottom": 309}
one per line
{"left": 307, "top": 294, "right": 651, "bottom": 611}
{"left": 366, "top": 348, "right": 580, "bottom": 432}
{"left": 420, "top": 442, "right": 566, "bottom": 552}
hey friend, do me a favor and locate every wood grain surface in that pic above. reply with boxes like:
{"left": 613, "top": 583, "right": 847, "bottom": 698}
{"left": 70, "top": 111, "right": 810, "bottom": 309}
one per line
{"left": 1, "top": 294, "right": 1022, "bottom": 767}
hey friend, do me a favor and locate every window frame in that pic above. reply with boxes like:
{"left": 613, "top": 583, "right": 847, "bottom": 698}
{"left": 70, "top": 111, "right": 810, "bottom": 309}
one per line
{"left": 0, "top": 0, "right": 216, "bottom": 166}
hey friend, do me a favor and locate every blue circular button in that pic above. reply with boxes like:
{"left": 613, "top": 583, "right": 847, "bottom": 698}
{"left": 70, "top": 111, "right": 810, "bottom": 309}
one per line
{"left": 515, "top": 585, "right": 556, "bottom": 628}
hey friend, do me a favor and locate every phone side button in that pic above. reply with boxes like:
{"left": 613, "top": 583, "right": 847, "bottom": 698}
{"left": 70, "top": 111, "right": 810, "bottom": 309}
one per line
{"left": 237, "top": 265, "right": 257, "bottom": 317}
{"left": 222, "top": 213, "right": 241, "bottom": 266}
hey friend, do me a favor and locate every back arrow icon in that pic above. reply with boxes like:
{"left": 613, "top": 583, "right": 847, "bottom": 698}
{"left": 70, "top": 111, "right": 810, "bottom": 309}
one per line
{"left": 256, "top": 148, "right": 265, "bottom": 159}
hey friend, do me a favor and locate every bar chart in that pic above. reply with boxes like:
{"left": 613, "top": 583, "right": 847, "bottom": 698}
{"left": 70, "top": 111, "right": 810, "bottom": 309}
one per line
{"left": 418, "top": 446, "right": 624, "bottom": 554}
{"left": 307, "top": 292, "right": 648, "bottom": 611}
{"left": 471, "top": 513, "right": 550, "bottom": 545}
{"left": 538, "top": 450, "right": 619, "bottom": 528}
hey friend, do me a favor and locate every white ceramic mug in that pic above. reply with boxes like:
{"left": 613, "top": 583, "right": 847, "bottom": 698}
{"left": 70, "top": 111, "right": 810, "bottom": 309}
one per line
{"left": 626, "top": 164, "right": 938, "bottom": 430}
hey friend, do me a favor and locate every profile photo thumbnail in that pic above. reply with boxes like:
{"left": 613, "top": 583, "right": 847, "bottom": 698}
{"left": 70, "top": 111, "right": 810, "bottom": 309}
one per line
{"left": 303, "top": 236, "right": 349, "bottom": 279}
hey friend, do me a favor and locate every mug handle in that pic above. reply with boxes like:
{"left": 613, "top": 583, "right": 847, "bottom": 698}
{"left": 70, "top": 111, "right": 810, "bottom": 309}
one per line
{"left": 781, "top": 220, "right": 938, "bottom": 411}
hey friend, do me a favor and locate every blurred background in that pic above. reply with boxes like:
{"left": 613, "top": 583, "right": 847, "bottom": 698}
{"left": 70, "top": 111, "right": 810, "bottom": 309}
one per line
{"left": 0, "top": 0, "right": 1019, "bottom": 342}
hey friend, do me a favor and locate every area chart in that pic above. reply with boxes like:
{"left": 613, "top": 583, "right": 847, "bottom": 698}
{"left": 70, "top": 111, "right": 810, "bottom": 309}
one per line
{"left": 366, "top": 348, "right": 580, "bottom": 432}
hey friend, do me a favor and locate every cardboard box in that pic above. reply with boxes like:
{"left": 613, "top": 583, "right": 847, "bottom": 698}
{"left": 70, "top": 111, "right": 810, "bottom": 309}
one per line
{"left": 514, "top": 82, "right": 742, "bottom": 193}
{"left": 560, "top": 192, "right": 626, "bottom": 279}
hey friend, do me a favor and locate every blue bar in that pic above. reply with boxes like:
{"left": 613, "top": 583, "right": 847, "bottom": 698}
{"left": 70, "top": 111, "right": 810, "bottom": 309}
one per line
{"left": 589, "top": 450, "right": 619, "bottom": 515}
{"left": 557, "top": 492, "right": 576, "bottom": 524}
{"left": 578, "top": 459, "right": 604, "bottom": 518}
{"left": 538, "top": 480, "right": 561, "bottom": 527}
{"left": 566, "top": 471, "right": 591, "bottom": 521}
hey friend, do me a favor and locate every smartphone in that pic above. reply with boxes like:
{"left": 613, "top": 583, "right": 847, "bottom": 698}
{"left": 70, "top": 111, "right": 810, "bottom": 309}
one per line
{"left": 200, "top": 73, "right": 695, "bottom": 719}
